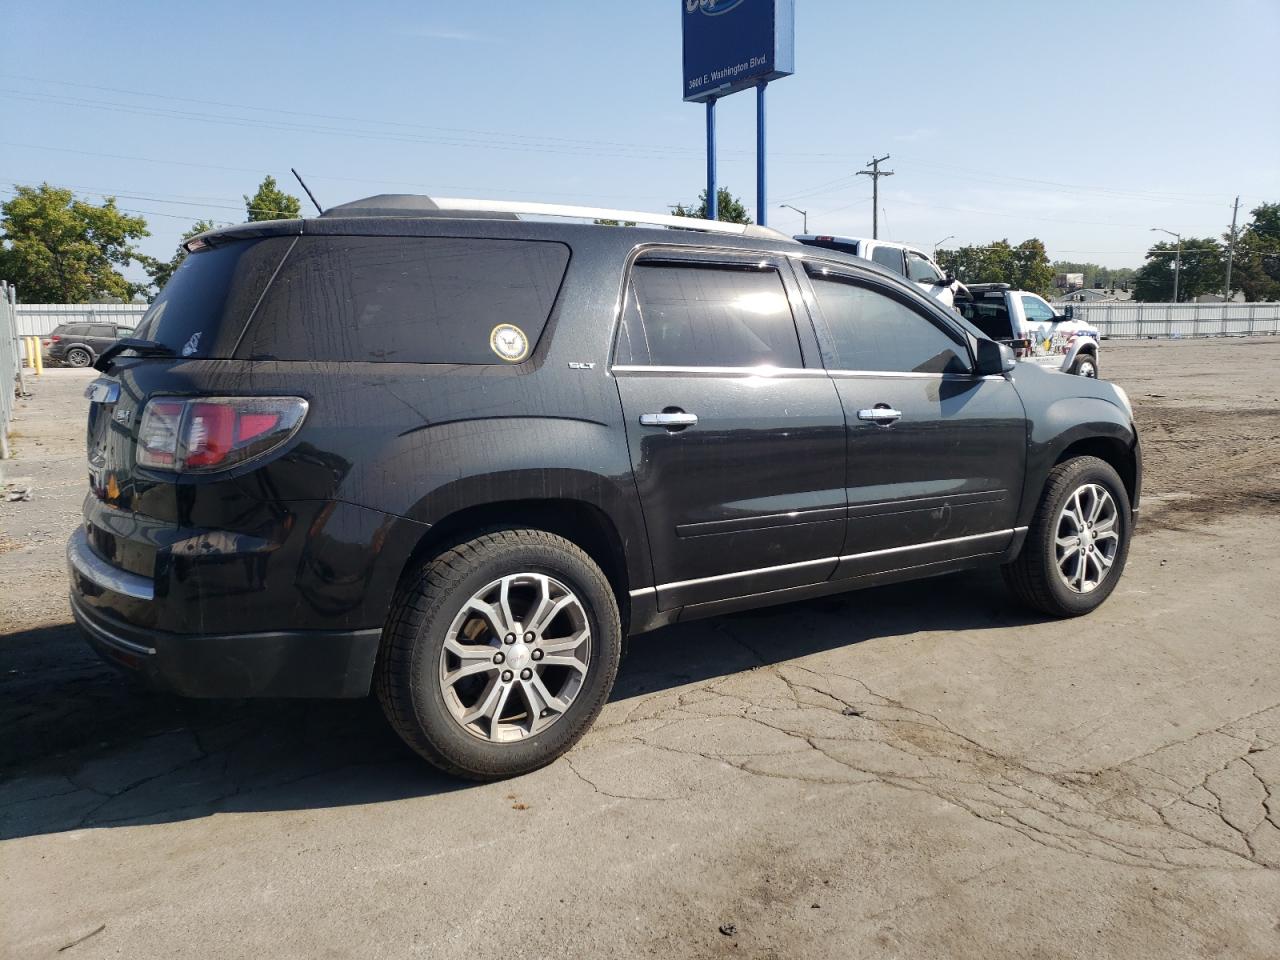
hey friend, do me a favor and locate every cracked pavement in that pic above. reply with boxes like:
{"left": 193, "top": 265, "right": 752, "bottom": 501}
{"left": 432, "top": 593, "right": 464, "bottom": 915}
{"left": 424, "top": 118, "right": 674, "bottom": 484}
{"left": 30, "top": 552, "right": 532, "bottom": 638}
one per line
{"left": 3, "top": 340, "right": 1280, "bottom": 959}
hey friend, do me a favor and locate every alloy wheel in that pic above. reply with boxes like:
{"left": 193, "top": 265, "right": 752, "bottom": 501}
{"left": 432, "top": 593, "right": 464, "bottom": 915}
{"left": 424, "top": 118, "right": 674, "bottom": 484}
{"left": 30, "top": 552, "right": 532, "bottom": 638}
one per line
{"left": 438, "top": 573, "right": 591, "bottom": 742}
{"left": 1054, "top": 483, "right": 1120, "bottom": 593}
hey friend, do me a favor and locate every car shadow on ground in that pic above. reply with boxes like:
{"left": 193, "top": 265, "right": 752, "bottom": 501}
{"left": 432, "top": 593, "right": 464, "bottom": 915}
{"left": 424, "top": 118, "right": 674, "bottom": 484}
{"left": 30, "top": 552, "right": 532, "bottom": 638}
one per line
{"left": 1, "top": 568, "right": 1038, "bottom": 841}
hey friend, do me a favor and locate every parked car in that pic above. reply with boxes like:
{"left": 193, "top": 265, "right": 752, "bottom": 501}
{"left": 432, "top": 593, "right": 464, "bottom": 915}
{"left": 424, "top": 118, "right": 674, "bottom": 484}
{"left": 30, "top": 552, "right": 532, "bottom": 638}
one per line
{"left": 795, "top": 235, "right": 963, "bottom": 309}
{"left": 957, "top": 284, "right": 1102, "bottom": 377}
{"left": 69, "top": 196, "right": 1141, "bottom": 780}
{"left": 44, "top": 321, "right": 136, "bottom": 368}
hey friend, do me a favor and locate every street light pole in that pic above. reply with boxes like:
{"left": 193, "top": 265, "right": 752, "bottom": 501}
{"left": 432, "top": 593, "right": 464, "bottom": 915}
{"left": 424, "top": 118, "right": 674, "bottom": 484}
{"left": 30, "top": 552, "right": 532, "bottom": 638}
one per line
{"left": 779, "top": 203, "right": 808, "bottom": 233}
{"left": 1151, "top": 227, "right": 1183, "bottom": 303}
{"left": 934, "top": 235, "right": 955, "bottom": 259}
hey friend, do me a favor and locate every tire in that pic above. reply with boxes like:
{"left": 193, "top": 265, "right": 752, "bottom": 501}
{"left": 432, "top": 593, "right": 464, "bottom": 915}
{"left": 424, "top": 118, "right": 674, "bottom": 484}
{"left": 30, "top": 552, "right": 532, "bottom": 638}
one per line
{"left": 1002, "top": 455, "right": 1132, "bottom": 618}
{"left": 1070, "top": 352, "right": 1099, "bottom": 378}
{"left": 376, "top": 529, "right": 621, "bottom": 780}
{"left": 66, "top": 347, "right": 92, "bottom": 368}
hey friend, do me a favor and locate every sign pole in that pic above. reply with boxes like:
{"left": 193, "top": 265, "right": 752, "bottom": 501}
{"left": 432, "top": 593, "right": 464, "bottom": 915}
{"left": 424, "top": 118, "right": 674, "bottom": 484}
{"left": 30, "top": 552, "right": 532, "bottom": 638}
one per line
{"left": 756, "top": 82, "right": 767, "bottom": 226}
{"left": 706, "top": 97, "right": 718, "bottom": 221}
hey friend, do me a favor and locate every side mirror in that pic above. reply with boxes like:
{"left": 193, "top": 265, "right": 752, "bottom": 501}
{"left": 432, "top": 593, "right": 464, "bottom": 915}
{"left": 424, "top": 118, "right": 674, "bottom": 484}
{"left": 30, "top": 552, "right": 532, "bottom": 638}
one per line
{"left": 1063, "top": 305, "right": 1074, "bottom": 319}
{"left": 944, "top": 271, "right": 956, "bottom": 284}
{"left": 974, "top": 338, "right": 1016, "bottom": 376}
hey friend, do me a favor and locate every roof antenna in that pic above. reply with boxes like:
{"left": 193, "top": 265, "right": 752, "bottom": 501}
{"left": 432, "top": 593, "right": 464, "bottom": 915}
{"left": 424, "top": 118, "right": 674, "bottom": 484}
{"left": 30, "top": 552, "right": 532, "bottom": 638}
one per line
{"left": 291, "top": 167, "right": 324, "bottom": 215}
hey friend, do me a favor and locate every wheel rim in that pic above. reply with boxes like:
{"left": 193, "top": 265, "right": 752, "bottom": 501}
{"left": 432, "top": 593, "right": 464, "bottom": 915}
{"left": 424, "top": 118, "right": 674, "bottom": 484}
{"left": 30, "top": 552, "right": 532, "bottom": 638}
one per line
{"left": 1055, "top": 483, "right": 1121, "bottom": 594}
{"left": 68, "top": 349, "right": 90, "bottom": 367}
{"left": 439, "top": 573, "right": 591, "bottom": 743}
{"left": 1077, "top": 359, "right": 1097, "bottom": 377}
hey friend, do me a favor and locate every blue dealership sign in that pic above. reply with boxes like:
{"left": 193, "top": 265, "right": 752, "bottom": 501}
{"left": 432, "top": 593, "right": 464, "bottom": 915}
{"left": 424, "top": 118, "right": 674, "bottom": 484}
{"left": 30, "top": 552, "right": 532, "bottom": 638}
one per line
{"left": 682, "top": 0, "right": 794, "bottom": 103}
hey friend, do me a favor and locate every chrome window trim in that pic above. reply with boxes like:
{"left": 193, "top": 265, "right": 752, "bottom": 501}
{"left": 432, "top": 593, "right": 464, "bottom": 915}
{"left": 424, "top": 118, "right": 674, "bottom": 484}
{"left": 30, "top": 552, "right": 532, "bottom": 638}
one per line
{"left": 632, "top": 528, "right": 1026, "bottom": 595}
{"left": 611, "top": 364, "right": 827, "bottom": 377}
{"left": 67, "top": 526, "right": 155, "bottom": 601}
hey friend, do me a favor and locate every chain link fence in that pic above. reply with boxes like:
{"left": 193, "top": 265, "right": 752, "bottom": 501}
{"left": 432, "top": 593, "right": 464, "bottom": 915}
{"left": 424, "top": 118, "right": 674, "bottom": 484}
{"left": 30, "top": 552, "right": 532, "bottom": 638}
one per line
{"left": 1066, "top": 301, "right": 1280, "bottom": 339}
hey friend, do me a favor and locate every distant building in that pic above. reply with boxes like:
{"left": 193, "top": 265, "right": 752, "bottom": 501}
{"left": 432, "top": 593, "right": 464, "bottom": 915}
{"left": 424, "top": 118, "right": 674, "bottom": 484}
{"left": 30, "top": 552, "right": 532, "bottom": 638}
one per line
{"left": 1054, "top": 272, "right": 1085, "bottom": 291}
{"left": 1052, "top": 288, "right": 1132, "bottom": 304}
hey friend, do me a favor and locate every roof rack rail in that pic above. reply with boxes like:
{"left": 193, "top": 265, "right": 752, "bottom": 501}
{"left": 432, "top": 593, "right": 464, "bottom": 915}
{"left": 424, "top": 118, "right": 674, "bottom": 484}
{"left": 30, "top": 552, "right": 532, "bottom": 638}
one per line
{"left": 430, "top": 197, "right": 791, "bottom": 241}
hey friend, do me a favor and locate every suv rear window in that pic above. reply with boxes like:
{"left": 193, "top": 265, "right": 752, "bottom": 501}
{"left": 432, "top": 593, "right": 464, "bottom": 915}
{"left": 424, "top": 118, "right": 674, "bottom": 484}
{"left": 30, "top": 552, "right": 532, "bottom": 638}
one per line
{"left": 238, "top": 237, "right": 570, "bottom": 364}
{"left": 134, "top": 238, "right": 294, "bottom": 358}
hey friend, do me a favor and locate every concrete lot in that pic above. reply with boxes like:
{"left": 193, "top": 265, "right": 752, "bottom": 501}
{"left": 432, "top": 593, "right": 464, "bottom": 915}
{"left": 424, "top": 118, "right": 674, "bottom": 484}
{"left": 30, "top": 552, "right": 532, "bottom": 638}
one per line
{"left": 2, "top": 339, "right": 1279, "bottom": 959}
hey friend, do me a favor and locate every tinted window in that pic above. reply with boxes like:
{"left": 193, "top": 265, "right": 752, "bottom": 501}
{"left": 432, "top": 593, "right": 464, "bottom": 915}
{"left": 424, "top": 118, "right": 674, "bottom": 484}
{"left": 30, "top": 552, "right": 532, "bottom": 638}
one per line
{"left": 63, "top": 324, "right": 90, "bottom": 336}
{"left": 958, "top": 298, "right": 1014, "bottom": 340}
{"left": 810, "top": 277, "right": 968, "bottom": 374}
{"left": 240, "top": 237, "right": 569, "bottom": 364}
{"left": 871, "top": 246, "right": 905, "bottom": 274}
{"left": 1021, "top": 295, "right": 1056, "bottom": 323}
{"left": 134, "top": 238, "right": 294, "bottom": 357}
{"left": 615, "top": 263, "right": 802, "bottom": 368}
{"left": 89, "top": 324, "right": 115, "bottom": 338}
{"left": 906, "top": 251, "right": 943, "bottom": 284}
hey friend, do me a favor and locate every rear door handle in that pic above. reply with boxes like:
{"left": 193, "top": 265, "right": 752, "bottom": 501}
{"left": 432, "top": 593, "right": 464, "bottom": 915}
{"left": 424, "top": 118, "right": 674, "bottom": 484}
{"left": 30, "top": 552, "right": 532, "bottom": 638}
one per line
{"left": 857, "top": 406, "right": 902, "bottom": 425}
{"left": 639, "top": 411, "right": 698, "bottom": 429}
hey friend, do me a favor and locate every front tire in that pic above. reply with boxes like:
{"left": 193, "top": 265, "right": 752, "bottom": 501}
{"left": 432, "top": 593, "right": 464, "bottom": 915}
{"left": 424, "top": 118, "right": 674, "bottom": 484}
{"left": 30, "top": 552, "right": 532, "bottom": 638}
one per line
{"left": 1002, "top": 456, "right": 1132, "bottom": 617}
{"left": 1071, "top": 353, "right": 1099, "bottom": 378}
{"left": 376, "top": 529, "right": 621, "bottom": 780}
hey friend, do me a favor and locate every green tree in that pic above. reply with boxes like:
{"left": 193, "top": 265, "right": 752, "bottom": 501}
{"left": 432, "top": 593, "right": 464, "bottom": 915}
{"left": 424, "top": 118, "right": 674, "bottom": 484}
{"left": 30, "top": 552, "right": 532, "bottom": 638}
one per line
{"left": 1131, "top": 238, "right": 1224, "bottom": 302}
{"left": 1228, "top": 202, "right": 1280, "bottom": 302}
{"left": 672, "top": 187, "right": 753, "bottom": 224}
{"left": 936, "top": 238, "right": 1053, "bottom": 295}
{"left": 0, "top": 183, "right": 150, "bottom": 302}
{"left": 141, "top": 219, "right": 216, "bottom": 294}
{"left": 244, "top": 175, "right": 301, "bottom": 222}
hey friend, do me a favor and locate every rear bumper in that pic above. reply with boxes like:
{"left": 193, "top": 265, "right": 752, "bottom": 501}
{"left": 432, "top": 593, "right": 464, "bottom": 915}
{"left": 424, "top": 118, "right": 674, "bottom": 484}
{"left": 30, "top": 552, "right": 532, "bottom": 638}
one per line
{"left": 71, "top": 591, "right": 380, "bottom": 698}
{"left": 69, "top": 529, "right": 380, "bottom": 698}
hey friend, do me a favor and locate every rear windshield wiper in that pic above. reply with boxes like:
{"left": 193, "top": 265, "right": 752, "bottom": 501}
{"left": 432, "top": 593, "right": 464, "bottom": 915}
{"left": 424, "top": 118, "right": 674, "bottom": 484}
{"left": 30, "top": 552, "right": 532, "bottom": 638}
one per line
{"left": 94, "top": 338, "right": 176, "bottom": 371}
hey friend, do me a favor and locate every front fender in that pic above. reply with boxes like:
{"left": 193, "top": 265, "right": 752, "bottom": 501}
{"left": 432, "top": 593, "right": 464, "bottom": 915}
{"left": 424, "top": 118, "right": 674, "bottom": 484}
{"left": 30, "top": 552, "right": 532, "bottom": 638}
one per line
{"left": 1017, "top": 394, "right": 1136, "bottom": 527}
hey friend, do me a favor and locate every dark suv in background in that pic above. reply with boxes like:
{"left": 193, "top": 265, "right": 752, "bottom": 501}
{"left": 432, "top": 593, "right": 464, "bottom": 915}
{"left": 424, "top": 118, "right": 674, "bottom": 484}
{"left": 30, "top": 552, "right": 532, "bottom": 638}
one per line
{"left": 45, "top": 321, "right": 136, "bottom": 367}
{"left": 69, "top": 196, "right": 1141, "bottom": 779}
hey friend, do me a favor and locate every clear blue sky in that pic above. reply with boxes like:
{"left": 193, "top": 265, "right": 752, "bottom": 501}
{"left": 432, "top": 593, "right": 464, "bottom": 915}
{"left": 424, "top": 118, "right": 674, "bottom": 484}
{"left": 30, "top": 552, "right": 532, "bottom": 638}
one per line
{"left": 4, "top": 0, "right": 1277, "bottom": 277}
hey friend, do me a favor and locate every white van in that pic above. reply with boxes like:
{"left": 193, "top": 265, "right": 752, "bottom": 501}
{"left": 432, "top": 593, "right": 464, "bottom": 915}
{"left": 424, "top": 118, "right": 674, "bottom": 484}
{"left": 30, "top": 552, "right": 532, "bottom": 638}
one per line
{"left": 795, "top": 235, "right": 961, "bottom": 309}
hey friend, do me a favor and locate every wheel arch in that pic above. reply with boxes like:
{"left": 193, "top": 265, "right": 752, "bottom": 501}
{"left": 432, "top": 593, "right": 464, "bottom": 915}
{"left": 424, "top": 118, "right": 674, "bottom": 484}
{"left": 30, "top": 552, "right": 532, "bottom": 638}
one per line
{"left": 1052, "top": 435, "right": 1138, "bottom": 508}
{"left": 396, "top": 498, "right": 634, "bottom": 632}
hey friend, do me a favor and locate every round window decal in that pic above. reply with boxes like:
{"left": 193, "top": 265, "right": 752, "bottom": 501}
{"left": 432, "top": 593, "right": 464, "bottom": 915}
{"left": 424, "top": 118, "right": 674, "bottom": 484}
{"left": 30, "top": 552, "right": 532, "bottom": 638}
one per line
{"left": 489, "top": 323, "right": 530, "bottom": 363}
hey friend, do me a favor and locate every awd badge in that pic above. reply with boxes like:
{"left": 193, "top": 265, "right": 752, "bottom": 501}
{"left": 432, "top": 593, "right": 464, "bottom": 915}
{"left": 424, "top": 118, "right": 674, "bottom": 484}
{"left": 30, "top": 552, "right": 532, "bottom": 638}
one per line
{"left": 489, "top": 324, "right": 530, "bottom": 363}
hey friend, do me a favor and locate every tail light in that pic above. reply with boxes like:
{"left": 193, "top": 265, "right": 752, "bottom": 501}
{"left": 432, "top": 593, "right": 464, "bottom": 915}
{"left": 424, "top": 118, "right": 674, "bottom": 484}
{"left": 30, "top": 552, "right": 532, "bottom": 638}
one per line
{"left": 49, "top": 335, "right": 61, "bottom": 342}
{"left": 136, "top": 396, "right": 308, "bottom": 473}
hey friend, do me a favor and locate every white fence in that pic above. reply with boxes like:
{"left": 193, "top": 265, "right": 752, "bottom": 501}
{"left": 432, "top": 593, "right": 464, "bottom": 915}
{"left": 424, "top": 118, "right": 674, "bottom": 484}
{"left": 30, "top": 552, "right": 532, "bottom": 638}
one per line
{"left": 1066, "top": 301, "right": 1280, "bottom": 339}
{"left": 13, "top": 303, "right": 149, "bottom": 338}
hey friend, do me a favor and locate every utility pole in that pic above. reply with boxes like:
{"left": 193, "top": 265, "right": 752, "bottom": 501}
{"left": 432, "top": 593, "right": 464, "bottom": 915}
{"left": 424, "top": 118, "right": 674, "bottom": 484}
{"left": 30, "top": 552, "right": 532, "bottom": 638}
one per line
{"left": 1224, "top": 195, "right": 1240, "bottom": 303}
{"left": 857, "top": 154, "right": 894, "bottom": 239}
{"left": 1151, "top": 227, "right": 1183, "bottom": 303}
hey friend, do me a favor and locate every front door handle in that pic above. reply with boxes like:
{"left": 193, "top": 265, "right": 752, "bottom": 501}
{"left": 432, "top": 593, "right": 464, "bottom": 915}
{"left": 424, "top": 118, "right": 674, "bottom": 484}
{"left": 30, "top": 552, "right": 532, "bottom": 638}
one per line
{"left": 857, "top": 406, "right": 903, "bottom": 425}
{"left": 639, "top": 410, "right": 698, "bottom": 430}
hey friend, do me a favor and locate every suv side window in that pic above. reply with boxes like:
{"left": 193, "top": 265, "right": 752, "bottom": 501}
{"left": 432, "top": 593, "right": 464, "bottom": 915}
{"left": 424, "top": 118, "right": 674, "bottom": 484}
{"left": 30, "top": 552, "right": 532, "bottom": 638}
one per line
{"left": 809, "top": 274, "right": 969, "bottom": 375}
{"left": 1021, "top": 295, "right": 1056, "bottom": 323}
{"left": 240, "top": 237, "right": 570, "bottom": 364}
{"left": 615, "top": 262, "right": 803, "bottom": 369}
{"left": 64, "top": 324, "right": 90, "bottom": 337}
{"left": 89, "top": 324, "right": 115, "bottom": 338}
{"left": 905, "top": 251, "right": 943, "bottom": 284}
{"left": 870, "top": 245, "right": 905, "bottom": 275}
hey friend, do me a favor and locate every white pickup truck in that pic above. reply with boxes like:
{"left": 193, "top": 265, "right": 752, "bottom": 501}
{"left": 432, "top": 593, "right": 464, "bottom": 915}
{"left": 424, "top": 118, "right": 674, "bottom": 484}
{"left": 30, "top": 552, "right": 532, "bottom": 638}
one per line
{"left": 957, "top": 284, "right": 1102, "bottom": 377}
{"left": 795, "top": 235, "right": 963, "bottom": 309}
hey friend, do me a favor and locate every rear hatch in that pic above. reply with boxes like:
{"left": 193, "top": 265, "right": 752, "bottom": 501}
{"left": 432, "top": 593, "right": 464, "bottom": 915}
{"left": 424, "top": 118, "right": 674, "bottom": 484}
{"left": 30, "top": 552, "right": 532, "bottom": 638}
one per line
{"left": 83, "top": 227, "right": 299, "bottom": 573}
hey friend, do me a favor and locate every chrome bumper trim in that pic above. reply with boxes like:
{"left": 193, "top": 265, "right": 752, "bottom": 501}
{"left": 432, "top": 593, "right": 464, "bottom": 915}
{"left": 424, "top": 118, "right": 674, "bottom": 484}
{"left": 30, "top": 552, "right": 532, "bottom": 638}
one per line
{"left": 67, "top": 526, "right": 155, "bottom": 601}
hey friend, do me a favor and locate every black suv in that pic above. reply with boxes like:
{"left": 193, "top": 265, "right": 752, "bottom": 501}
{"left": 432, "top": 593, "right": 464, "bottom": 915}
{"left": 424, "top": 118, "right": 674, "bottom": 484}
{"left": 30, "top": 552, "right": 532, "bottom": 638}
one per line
{"left": 46, "top": 321, "right": 137, "bottom": 368}
{"left": 69, "top": 196, "right": 1141, "bottom": 779}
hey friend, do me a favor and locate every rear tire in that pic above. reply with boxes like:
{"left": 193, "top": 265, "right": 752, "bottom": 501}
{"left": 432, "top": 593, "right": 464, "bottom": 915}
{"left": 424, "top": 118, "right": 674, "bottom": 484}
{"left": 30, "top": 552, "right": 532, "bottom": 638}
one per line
{"left": 1071, "top": 353, "right": 1098, "bottom": 378}
{"left": 66, "top": 347, "right": 92, "bottom": 368}
{"left": 1002, "top": 456, "right": 1131, "bottom": 617}
{"left": 376, "top": 529, "right": 621, "bottom": 780}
